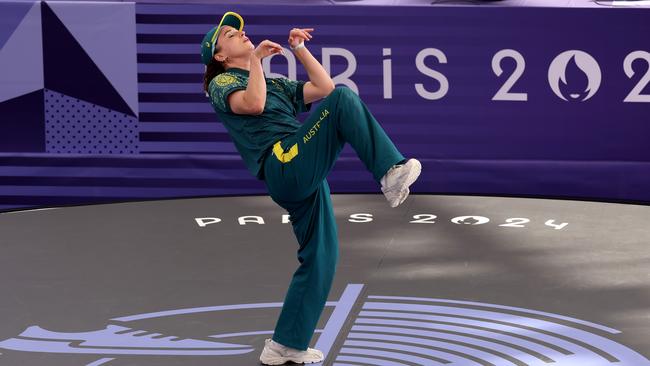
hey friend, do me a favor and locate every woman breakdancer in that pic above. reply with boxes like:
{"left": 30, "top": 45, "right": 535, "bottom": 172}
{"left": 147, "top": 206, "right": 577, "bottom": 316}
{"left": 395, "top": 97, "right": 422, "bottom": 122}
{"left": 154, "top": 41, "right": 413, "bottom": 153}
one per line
{"left": 200, "top": 11, "right": 421, "bottom": 365}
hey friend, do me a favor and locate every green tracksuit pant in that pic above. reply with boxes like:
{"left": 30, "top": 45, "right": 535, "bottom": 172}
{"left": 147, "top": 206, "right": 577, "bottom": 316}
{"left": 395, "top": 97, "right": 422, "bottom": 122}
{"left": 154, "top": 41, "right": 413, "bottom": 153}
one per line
{"left": 262, "top": 85, "right": 406, "bottom": 351}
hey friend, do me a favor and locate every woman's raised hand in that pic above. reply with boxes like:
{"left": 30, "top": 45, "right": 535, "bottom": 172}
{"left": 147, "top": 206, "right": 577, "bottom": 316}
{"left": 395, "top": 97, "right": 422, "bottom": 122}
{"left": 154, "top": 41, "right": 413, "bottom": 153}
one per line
{"left": 288, "top": 28, "right": 313, "bottom": 48}
{"left": 253, "top": 39, "right": 284, "bottom": 59}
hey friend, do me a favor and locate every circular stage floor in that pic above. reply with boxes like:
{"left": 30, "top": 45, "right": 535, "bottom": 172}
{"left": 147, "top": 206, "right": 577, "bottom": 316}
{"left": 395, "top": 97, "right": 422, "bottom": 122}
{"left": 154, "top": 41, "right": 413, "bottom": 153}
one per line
{"left": 0, "top": 194, "right": 649, "bottom": 366}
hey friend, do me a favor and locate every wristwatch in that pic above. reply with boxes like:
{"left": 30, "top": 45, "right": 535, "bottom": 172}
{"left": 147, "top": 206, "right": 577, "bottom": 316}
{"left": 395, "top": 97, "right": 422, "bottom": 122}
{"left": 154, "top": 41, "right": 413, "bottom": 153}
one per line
{"left": 290, "top": 41, "right": 305, "bottom": 51}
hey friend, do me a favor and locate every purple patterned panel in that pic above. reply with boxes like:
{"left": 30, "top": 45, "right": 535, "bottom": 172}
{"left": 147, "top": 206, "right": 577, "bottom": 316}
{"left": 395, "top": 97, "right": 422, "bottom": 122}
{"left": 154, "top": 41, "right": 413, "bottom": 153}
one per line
{"left": 45, "top": 89, "right": 139, "bottom": 154}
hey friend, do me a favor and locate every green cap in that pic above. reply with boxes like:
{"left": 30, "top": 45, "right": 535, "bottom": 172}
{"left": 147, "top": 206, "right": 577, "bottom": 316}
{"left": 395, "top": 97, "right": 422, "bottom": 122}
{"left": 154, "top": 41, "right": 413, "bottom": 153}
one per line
{"left": 200, "top": 11, "right": 244, "bottom": 65}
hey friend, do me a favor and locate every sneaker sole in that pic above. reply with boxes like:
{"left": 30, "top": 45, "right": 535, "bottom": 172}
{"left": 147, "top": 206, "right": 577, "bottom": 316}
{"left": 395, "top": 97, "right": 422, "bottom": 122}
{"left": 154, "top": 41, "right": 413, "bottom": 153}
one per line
{"left": 393, "top": 187, "right": 410, "bottom": 208}
{"left": 402, "top": 159, "right": 422, "bottom": 190}
{"left": 383, "top": 159, "right": 422, "bottom": 192}
{"left": 260, "top": 355, "right": 324, "bottom": 365}
{"left": 392, "top": 159, "right": 421, "bottom": 207}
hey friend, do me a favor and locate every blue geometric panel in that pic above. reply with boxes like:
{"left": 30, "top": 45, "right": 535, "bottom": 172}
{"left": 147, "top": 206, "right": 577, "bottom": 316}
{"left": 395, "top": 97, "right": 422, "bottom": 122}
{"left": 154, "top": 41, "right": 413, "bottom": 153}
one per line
{"left": 0, "top": 1, "right": 43, "bottom": 103}
{"left": 47, "top": 1, "right": 138, "bottom": 116}
{"left": 44, "top": 89, "right": 139, "bottom": 154}
{"left": 0, "top": 89, "right": 45, "bottom": 152}
{"left": 41, "top": 2, "right": 136, "bottom": 117}
{"left": 0, "top": 1, "right": 33, "bottom": 50}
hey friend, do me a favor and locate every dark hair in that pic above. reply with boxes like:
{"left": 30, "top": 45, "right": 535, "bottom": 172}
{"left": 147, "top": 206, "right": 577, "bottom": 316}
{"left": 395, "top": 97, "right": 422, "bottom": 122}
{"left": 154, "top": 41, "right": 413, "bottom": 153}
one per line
{"left": 203, "top": 44, "right": 226, "bottom": 95}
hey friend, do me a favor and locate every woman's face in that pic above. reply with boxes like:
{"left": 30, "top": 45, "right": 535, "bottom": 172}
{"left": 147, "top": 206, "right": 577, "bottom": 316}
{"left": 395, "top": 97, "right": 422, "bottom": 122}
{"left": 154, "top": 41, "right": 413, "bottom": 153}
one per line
{"left": 213, "top": 25, "right": 254, "bottom": 62}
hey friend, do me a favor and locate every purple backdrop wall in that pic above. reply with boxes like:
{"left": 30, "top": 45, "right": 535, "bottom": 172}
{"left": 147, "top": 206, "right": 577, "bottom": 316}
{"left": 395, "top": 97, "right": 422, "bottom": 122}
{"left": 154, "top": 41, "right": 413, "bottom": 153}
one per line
{"left": 0, "top": 1, "right": 649, "bottom": 212}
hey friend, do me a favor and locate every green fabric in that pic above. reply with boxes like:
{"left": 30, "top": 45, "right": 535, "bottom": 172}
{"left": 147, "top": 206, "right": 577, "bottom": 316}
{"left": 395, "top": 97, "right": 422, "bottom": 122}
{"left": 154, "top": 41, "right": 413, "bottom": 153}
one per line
{"left": 210, "top": 82, "right": 406, "bottom": 351}
{"left": 208, "top": 67, "right": 312, "bottom": 180}
{"left": 262, "top": 86, "right": 405, "bottom": 351}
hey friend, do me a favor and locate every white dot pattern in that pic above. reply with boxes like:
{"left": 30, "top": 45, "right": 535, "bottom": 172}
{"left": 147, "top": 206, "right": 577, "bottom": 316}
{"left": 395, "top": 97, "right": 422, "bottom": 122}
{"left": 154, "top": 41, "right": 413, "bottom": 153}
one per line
{"left": 44, "top": 89, "right": 139, "bottom": 154}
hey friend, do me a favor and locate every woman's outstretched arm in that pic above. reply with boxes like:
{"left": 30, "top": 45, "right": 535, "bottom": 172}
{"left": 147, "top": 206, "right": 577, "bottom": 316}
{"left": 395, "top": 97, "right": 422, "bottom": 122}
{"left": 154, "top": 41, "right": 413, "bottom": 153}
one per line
{"left": 289, "top": 28, "right": 335, "bottom": 104}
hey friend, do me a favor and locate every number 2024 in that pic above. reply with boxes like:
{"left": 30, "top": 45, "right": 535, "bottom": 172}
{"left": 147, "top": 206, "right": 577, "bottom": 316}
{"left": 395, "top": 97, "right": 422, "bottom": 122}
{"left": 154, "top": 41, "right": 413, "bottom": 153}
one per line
{"left": 409, "top": 215, "right": 568, "bottom": 230}
{"left": 491, "top": 49, "right": 650, "bottom": 103}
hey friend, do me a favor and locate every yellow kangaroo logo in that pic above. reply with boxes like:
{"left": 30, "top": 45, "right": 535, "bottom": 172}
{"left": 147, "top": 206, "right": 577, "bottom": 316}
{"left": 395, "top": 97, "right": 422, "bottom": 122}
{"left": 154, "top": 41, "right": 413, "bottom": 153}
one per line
{"left": 272, "top": 140, "right": 298, "bottom": 163}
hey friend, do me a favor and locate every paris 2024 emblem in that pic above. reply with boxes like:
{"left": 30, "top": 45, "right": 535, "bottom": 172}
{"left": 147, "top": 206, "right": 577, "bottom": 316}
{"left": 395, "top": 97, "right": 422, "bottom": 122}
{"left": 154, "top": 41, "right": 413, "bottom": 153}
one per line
{"left": 548, "top": 50, "right": 602, "bottom": 102}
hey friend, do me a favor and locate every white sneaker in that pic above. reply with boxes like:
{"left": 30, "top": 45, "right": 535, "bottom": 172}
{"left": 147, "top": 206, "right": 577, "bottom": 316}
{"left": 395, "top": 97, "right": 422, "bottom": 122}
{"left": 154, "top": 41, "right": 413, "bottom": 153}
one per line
{"left": 380, "top": 158, "right": 421, "bottom": 208}
{"left": 259, "top": 338, "right": 324, "bottom": 365}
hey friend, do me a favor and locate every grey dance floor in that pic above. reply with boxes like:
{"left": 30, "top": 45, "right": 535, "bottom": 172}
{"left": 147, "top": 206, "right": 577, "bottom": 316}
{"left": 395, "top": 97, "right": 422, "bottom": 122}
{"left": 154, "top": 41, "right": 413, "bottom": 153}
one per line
{"left": 0, "top": 194, "right": 649, "bottom": 366}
